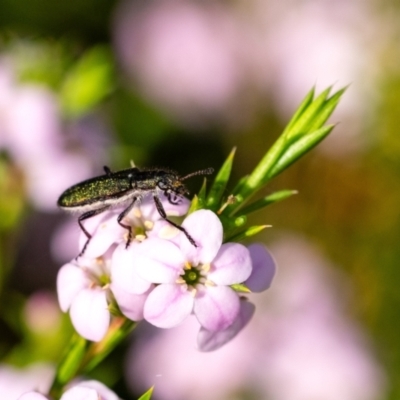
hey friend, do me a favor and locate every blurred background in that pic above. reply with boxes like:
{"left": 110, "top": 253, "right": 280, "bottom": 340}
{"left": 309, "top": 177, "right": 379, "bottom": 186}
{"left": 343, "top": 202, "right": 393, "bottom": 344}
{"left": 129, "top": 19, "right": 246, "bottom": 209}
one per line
{"left": 0, "top": 0, "right": 399, "bottom": 399}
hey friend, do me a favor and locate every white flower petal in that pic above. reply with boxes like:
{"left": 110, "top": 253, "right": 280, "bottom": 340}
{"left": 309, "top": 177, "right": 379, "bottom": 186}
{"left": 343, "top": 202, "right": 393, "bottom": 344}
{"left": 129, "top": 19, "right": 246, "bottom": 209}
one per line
{"left": 111, "top": 244, "right": 152, "bottom": 294}
{"left": 70, "top": 288, "right": 110, "bottom": 342}
{"left": 61, "top": 380, "right": 119, "bottom": 400}
{"left": 144, "top": 284, "right": 193, "bottom": 328}
{"left": 198, "top": 300, "right": 255, "bottom": 352}
{"left": 245, "top": 243, "right": 276, "bottom": 292}
{"left": 18, "top": 393, "right": 48, "bottom": 400}
{"left": 57, "top": 263, "right": 90, "bottom": 312}
{"left": 60, "top": 386, "right": 98, "bottom": 400}
{"left": 180, "top": 210, "right": 223, "bottom": 265}
{"left": 111, "top": 282, "right": 153, "bottom": 321}
{"left": 209, "top": 243, "right": 252, "bottom": 285}
{"left": 134, "top": 238, "right": 185, "bottom": 283}
{"left": 194, "top": 286, "right": 240, "bottom": 331}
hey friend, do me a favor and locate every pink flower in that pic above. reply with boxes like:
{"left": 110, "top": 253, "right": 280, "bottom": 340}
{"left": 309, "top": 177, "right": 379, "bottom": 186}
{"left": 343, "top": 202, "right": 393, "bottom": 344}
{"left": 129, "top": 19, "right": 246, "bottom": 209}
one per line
{"left": 121, "top": 209, "right": 252, "bottom": 333}
{"left": 18, "top": 380, "right": 119, "bottom": 400}
{"left": 0, "top": 363, "right": 53, "bottom": 400}
{"left": 57, "top": 248, "right": 152, "bottom": 341}
{"left": 113, "top": 2, "right": 243, "bottom": 122}
{"left": 197, "top": 243, "right": 276, "bottom": 351}
{"left": 57, "top": 255, "right": 112, "bottom": 341}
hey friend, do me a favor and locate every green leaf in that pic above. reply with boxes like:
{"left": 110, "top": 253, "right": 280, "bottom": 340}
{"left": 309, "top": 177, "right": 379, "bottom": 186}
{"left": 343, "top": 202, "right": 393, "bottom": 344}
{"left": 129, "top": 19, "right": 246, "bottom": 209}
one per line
{"left": 239, "top": 189, "right": 298, "bottom": 215}
{"left": 197, "top": 178, "right": 208, "bottom": 204}
{"left": 138, "top": 386, "right": 154, "bottom": 400}
{"left": 49, "top": 335, "right": 89, "bottom": 397}
{"left": 268, "top": 125, "right": 334, "bottom": 179}
{"left": 60, "top": 46, "right": 115, "bottom": 118}
{"left": 281, "top": 86, "right": 316, "bottom": 136}
{"left": 206, "top": 147, "right": 236, "bottom": 210}
{"left": 224, "top": 225, "right": 270, "bottom": 242}
{"left": 231, "top": 283, "right": 251, "bottom": 293}
{"left": 228, "top": 86, "right": 345, "bottom": 214}
{"left": 188, "top": 195, "right": 201, "bottom": 214}
{"left": 221, "top": 215, "right": 247, "bottom": 234}
{"left": 81, "top": 318, "right": 136, "bottom": 374}
{"left": 285, "top": 86, "right": 333, "bottom": 139}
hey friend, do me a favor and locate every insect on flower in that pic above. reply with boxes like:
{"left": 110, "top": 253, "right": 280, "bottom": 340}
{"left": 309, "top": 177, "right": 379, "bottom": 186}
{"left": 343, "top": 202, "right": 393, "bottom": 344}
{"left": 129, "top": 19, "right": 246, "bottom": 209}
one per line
{"left": 57, "top": 165, "right": 214, "bottom": 256}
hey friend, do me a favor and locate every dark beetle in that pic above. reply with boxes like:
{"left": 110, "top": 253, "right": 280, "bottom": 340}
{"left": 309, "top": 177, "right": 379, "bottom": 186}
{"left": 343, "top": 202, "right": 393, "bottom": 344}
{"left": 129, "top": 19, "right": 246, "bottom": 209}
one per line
{"left": 58, "top": 165, "right": 213, "bottom": 256}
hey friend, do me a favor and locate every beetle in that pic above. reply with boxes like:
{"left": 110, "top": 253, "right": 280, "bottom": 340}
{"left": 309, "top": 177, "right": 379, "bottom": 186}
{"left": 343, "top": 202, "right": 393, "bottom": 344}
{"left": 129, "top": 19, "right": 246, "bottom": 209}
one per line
{"left": 57, "top": 165, "right": 214, "bottom": 256}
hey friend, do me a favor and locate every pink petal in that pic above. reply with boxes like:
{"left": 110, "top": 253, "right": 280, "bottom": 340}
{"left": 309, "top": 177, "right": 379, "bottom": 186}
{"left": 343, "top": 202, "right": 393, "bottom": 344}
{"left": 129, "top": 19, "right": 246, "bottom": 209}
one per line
{"left": 70, "top": 288, "right": 110, "bottom": 342}
{"left": 245, "top": 243, "right": 276, "bottom": 292}
{"left": 18, "top": 393, "right": 48, "bottom": 400}
{"left": 111, "top": 244, "right": 152, "bottom": 294}
{"left": 133, "top": 238, "right": 185, "bottom": 283}
{"left": 60, "top": 387, "right": 98, "bottom": 400}
{"left": 180, "top": 210, "right": 223, "bottom": 265}
{"left": 194, "top": 286, "right": 240, "bottom": 331}
{"left": 198, "top": 300, "right": 255, "bottom": 352}
{"left": 79, "top": 211, "right": 125, "bottom": 259}
{"left": 149, "top": 220, "right": 181, "bottom": 244}
{"left": 62, "top": 381, "right": 119, "bottom": 400}
{"left": 209, "top": 243, "right": 252, "bottom": 285}
{"left": 57, "top": 263, "right": 90, "bottom": 312}
{"left": 144, "top": 284, "right": 193, "bottom": 328}
{"left": 110, "top": 282, "right": 153, "bottom": 321}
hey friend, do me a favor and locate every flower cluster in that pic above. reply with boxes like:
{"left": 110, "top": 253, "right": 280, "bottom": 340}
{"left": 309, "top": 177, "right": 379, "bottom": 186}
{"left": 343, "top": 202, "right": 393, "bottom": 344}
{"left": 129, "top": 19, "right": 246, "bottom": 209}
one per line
{"left": 57, "top": 194, "right": 276, "bottom": 351}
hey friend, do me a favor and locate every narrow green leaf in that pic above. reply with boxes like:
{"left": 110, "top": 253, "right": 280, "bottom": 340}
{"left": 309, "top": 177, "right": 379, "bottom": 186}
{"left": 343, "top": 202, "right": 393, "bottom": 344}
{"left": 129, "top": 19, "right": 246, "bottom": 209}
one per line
{"left": 239, "top": 189, "right": 298, "bottom": 215}
{"left": 220, "top": 213, "right": 247, "bottom": 235}
{"left": 224, "top": 225, "right": 270, "bottom": 242}
{"left": 282, "top": 86, "right": 316, "bottom": 136}
{"left": 232, "top": 175, "right": 249, "bottom": 195}
{"left": 227, "top": 87, "right": 345, "bottom": 216}
{"left": 49, "top": 335, "right": 88, "bottom": 397}
{"left": 138, "top": 386, "right": 154, "bottom": 400}
{"left": 207, "top": 147, "right": 236, "bottom": 210}
{"left": 286, "top": 86, "right": 332, "bottom": 139}
{"left": 308, "top": 87, "right": 346, "bottom": 132}
{"left": 231, "top": 283, "right": 251, "bottom": 293}
{"left": 188, "top": 195, "right": 201, "bottom": 214}
{"left": 268, "top": 125, "right": 334, "bottom": 179}
{"left": 197, "top": 178, "right": 208, "bottom": 203}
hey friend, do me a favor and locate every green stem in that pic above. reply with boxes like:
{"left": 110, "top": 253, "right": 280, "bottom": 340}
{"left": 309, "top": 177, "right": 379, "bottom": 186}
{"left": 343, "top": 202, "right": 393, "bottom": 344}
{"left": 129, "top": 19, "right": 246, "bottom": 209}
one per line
{"left": 49, "top": 317, "right": 136, "bottom": 399}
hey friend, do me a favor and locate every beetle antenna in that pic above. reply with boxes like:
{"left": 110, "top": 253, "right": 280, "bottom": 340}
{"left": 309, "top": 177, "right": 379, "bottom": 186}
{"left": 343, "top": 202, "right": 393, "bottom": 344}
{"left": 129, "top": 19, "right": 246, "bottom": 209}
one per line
{"left": 181, "top": 168, "right": 214, "bottom": 181}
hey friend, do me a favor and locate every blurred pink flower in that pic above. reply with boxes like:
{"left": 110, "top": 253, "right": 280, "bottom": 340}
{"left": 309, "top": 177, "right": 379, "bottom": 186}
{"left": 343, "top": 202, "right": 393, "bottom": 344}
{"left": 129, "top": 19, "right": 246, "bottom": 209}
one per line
{"left": 113, "top": 2, "right": 244, "bottom": 122}
{"left": 0, "top": 363, "right": 53, "bottom": 400}
{"left": 126, "top": 236, "right": 386, "bottom": 400}
{"left": 0, "top": 61, "right": 93, "bottom": 211}
{"left": 24, "top": 291, "right": 61, "bottom": 334}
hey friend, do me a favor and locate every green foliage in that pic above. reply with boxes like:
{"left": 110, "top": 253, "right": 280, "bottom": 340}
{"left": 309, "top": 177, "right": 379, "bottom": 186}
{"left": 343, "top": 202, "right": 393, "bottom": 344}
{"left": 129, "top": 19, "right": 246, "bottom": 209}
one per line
{"left": 230, "top": 87, "right": 345, "bottom": 212}
{"left": 206, "top": 147, "right": 236, "bottom": 211}
{"left": 60, "top": 46, "right": 115, "bottom": 118}
{"left": 138, "top": 386, "right": 154, "bottom": 400}
{"left": 200, "top": 87, "right": 345, "bottom": 241}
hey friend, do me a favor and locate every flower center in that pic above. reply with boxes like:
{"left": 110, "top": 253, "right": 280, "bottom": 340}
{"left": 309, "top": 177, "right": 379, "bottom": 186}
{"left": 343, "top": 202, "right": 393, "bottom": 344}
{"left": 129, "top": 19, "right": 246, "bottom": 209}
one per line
{"left": 179, "top": 262, "right": 212, "bottom": 290}
{"left": 182, "top": 267, "right": 201, "bottom": 285}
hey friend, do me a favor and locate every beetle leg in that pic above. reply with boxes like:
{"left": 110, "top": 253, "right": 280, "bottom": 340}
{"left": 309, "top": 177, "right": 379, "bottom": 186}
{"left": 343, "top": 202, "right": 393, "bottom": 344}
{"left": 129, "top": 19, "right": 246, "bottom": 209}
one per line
{"left": 153, "top": 195, "right": 197, "bottom": 247}
{"left": 103, "top": 166, "right": 113, "bottom": 176}
{"left": 78, "top": 205, "right": 111, "bottom": 257}
{"left": 117, "top": 197, "right": 137, "bottom": 248}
